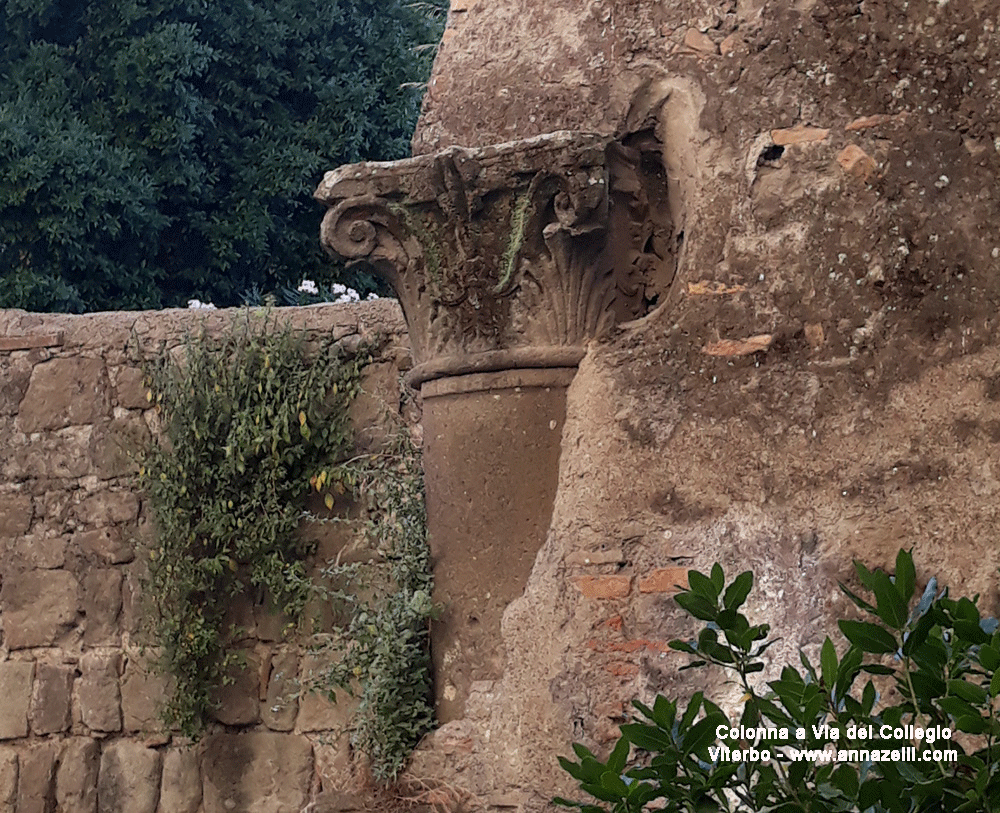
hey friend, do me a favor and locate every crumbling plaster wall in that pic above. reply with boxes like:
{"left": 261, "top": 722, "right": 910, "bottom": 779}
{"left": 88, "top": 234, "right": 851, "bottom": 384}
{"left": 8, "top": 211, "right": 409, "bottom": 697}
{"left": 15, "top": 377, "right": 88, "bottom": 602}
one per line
{"left": 0, "top": 302, "right": 410, "bottom": 812}
{"left": 408, "top": 0, "right": 1000, "bottom": 809}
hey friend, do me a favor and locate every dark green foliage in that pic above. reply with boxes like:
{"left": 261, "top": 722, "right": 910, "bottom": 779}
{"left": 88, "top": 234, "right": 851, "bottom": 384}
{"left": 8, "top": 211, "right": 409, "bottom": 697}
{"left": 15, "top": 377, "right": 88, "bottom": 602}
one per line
{"left": 305, "top": 415, "right": 436, "bottom": 782}
{"left": 557, "top": 549, "right": 1000, "bottom": 812}
{"left": 0, "top": 0, "right": 445, "bottom": 312}
{"left": 141, "top": 313, "right": 365, "bottom": 735}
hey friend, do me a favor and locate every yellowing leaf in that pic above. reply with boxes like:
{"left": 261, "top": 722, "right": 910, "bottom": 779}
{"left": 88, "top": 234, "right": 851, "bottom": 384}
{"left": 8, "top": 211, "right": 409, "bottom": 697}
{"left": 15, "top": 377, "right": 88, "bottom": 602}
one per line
{"left": 298, "top": 411, "right": 307, "bottom": 426}
{"left": 146, "top": 389, "right": 153, "bottom": 402}
{"left": 324, "top": 493, "right": 334, "bottom": 510}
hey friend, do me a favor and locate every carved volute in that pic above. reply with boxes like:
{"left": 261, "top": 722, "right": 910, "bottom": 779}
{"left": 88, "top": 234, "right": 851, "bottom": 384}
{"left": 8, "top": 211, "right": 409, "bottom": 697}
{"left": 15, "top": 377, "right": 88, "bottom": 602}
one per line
{"left": 315, "top": 130, "right": 674, "bottom": 386}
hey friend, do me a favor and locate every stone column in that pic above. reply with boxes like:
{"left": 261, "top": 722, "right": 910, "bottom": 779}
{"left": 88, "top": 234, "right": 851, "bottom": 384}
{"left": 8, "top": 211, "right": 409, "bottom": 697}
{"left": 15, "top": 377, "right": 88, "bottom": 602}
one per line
{"left": 315, "top": 131, "right": 673, "bottom": 720}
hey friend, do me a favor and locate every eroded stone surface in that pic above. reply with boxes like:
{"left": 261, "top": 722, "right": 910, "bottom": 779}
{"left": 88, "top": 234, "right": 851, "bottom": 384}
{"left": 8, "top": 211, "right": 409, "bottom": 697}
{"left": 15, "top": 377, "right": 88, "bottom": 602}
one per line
{"left": 0, "top": 748, "right": 16, "bottom": 809}
{"left": 261, "top": 649, "right": 298, "bottom": 732}
{"left": 56, "top": 738, "right": 100, "bottom": 813}
{"left": 209, "top": 649, "right": 260, "bottom": 727}
{"left": 0, "top": 492, "right": 32, "bottom": 537}
{"left": 158, "top": 747, "right": 201, "bottom": 813}
{"left": 78, "top": 651, "right": 122, "bottom": 733}
{"left": 98, "top": 741, "right": 161, "bottom": 813}
{"left": 81, "top": 568, "right": 123, "bottom": 646}
{"left": 121, "top": 654, "right": 170, "bottom": 734}
{"left": 17, "top": 741, "right": 59, "bottom": 813}
{"left": 1, "top": 569, "right": 79, "bottom": 649}
{"left": 0, "top": 661, "right": 34, "bottom": 739}
{"left": 30, "top": 662, "right": 74, "bottom": 735}
{"left": 18, "top": 357, "right": 110, "bottom": 432}
{"left": 202, "top": 732, "right": 312, "bottom": 813}
{"left": 75, "top": 527, "right": 134, "bottom": 565}
{"left": 296, "top": 653, "right": 356, "bottom": 733}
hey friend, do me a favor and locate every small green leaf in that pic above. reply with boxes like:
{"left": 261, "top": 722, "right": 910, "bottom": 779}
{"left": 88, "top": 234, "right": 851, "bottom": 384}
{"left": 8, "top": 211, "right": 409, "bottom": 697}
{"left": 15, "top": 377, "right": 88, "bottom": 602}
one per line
{"left": 688, "top": 570, "right": 720, "bottom": 601}
{"left": 621, "top": 723, "right": 673, "bottom": 752}
{"left": 839, "top": 581, "right": 878, "bottom": 615}
{"left": 682, "top": 713, "right": 726, "bottom": 756}
{"left": 605, "top": 736, "right": 630, "bottom": 776}
{"left": 948, "top": 679, "right": 988, "bottom": 706}
{"left": 675, "top": 592, "right": 718, "bottom": 622}
{"left": 710, "top": 562, "right": 725, "bottom": 593}
{"left": 870, "top": 569, "right": 908, "bottom": 629}
{"left": 838, "top": 620, "right": 898, "bottom": 654}
{"left": 820, "top": 636, "right": 837, "bottom": 688}
{"left": 990, "top": 670, "right": 1000, "bottom": 697}
{"left": 723, "top": 571, "right": 753, "bottom": 611}
{"left": 895, "top": 548, "right": 916, "bottom": 604}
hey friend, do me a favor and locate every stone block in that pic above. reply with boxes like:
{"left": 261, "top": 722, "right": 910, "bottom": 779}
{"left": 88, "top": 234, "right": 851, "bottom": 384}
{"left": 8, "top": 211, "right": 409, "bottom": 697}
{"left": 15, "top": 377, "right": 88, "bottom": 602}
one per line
{"left": 261, "top": 649, "right": 298, "bottom": 732}
{"left": 16, "top": 741, "right": 59, "bottom": 813}
{"left": 119, "top": 562, "right": 149, "bottom": 641}
{"left": 78, "top": 651, "right": 122, "bottom": 733}
{"left": 296, "top": 653, "right": 356, "bottom": 733}
{"left": 348, "top": 362, "right": 400, "bottom": 452}
{"left": 1, "top": 569, "right": 79, "bottom": 649}
{"left": 90, "top": 415, "right": 150, "bottom": 479}
{"left": 314, "top": 736, "right": 352, "bottom": 792}
{"left": 0, "top": 493, "right": 32, "bottom": 537}
{"left": 73, "top": 491, "right": 140, "bottom": 527}
{"left": 30, "top": 662, "right": 73, "bottom": 735}
{"left": 17, "top": 357, "right": 110, "bottom": 432}
{"left": 98, "top": 740, "right": 161, "bottom": 813}
{"left": 202, "top": 732, "right": 312, "bottom": 813}
{"left": 209, "top": 649, "right": 260, "bottom": 726}
{"left": 253, "top": 601, "right": 293, "bottom": 642}
{"left": 159, "top": 747, "right": 201, "bottom": 813}
{"left": 0, "top": 661, "right": 33, "bottom": 739}
{"left": 56, "top": 738, "right": 100, "bottom": 813}
{"left": 81, "top": 568, "right": 123, "bottom": 646}
{"left": 7, "top": 532, "right": 67, "bottom": 569}
{"left": 121, "top": 654, "right": 170, "bottom": 733}
{"left": 0, "top": 747, "right": 16, "bottom": 809}
{"left": 13, "top": 426, "right": 93, "bottom": 479}
{"left": 113, "top": 366, "right": 149, "bottom": 410}
{"left": 0, "top": 354, "right": 32, "bottom": 416}
{"left": 76, "top": 527, "right": 134, "bottom": 565}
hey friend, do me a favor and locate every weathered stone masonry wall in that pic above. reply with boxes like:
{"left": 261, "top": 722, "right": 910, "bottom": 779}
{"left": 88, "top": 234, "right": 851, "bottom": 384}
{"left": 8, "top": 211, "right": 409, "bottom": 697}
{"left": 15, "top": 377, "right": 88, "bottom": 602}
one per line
{"left": 0, "top": 301, "right": 410, "bottom": 813}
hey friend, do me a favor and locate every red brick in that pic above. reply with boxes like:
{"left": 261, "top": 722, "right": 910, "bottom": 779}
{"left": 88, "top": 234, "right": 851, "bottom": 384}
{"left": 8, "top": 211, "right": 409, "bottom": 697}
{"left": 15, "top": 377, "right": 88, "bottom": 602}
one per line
{"left": 837, "top": 144, "right": 877, "bottom": 181}
{"left": 703, "top": 334, "right": 772, "bottom": 357}
{"left": 573, "top": 575, "right": 631, "bottom": 599}
{"left": 606, "top": 662, "right": 640, "bottom": 677}
{"left": 601, "top": 615, "right": 624, "bottom": 632}
{"left": 0, "top": 332, "right": 63, "bottom": 351}
{"left": 638, "top": 567, "right": 689, "bottom": 594}
{"left": 771, "top": 125, "right": 830, "bottom": 146}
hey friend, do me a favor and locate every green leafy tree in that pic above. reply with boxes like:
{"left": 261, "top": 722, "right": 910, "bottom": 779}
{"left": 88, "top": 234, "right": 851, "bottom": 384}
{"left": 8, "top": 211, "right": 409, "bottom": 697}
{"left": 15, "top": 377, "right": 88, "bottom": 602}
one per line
{"left": 0, "top": 0, "right": 444, "bottom": 312}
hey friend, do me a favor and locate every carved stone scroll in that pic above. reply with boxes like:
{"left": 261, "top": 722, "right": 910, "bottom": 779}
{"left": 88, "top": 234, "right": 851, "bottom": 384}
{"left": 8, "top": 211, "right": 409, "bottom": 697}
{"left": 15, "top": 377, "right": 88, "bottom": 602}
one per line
{"left": 316, "top": 131, "right": 673, "bottom": 386}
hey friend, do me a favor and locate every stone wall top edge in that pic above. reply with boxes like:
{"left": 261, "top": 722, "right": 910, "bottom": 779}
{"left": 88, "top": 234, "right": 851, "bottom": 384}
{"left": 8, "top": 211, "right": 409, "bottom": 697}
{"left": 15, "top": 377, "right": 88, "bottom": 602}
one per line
{"left": 0, "top": 299, "right": 407, "bottom": 352}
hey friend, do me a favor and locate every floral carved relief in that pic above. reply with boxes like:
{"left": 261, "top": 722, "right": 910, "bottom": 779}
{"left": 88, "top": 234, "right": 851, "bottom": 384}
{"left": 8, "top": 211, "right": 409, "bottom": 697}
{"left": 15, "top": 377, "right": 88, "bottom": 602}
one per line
{"left": 316, "top": 130, "right": 675, "bottom": 384}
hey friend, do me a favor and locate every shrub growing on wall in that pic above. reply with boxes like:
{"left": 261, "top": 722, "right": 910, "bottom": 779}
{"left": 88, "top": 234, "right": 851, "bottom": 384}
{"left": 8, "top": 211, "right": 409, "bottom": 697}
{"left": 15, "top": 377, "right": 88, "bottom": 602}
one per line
{"left": 0, "top": 0, "right": 445, "bottom": 312}
{"left": 141, "top": 314, "right": 364, "bottom": 735}
{"left": 558, "top": 550, "right": 1000, "bottom": 812}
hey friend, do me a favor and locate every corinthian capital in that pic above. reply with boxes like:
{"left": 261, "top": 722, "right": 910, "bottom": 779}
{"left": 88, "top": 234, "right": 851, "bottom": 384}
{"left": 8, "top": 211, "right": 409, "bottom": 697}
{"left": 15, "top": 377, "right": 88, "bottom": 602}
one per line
{"left": 316, "top": 131, "right": 673, "bottom": 385}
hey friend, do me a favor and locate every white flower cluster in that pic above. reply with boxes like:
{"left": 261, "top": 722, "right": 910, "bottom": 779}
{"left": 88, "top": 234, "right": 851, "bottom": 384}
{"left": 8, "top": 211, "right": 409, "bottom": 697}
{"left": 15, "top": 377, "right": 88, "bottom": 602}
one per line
{"left": 297, "top": 279, "right": 379, "bottom": 304}
{"left": 187, "top": 299, "right": 217, "bottom": 310}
